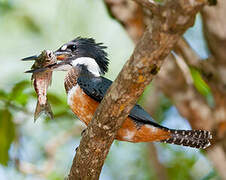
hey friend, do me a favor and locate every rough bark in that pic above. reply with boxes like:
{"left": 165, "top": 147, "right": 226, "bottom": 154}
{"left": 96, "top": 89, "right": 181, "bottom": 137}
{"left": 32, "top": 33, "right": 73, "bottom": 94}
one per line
{"left": 104, "top": 0, "right": 226, "bottom": 179}
{"left": 105, "top": 1, "right": 169, "bottom": 179}
{"left": 105, "top": 2, "right": 169, "bottom": 179}
{"left": 154, "top": 2, "right": 226, "bottom": 177}
{"left": 68, "top": 1, "right": 207, "bottom": 179}
{"left": 156, "top": 48, "right": 226, "bottom": 180}
{"left": 105, "top": 0, "right": 145, "bottom": 42}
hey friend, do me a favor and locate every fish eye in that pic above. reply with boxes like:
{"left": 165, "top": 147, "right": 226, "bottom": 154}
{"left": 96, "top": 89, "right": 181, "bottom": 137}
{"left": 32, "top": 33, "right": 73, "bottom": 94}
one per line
{"left": 46, "top": 50, "right": 52, "bottom": 58}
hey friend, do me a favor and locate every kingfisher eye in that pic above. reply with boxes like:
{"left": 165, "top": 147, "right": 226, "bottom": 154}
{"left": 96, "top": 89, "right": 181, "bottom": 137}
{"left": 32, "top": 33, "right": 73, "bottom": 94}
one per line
{"left": 69, "top": 45, "right": 77, "bottom": 51}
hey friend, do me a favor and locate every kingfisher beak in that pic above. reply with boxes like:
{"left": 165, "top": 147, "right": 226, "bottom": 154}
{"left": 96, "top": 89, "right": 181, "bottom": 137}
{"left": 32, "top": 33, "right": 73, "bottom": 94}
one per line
{"left": 54, "top": 51, "right": 70, "bottom": 61}
{"left": 21, "top": 55, "right": 38, "bottom": 61}
{"left": 21, "top": 50, "right": 70, "bottom": 61}
{"left": 23, "top": 50, "right": 72, "bottom": 73}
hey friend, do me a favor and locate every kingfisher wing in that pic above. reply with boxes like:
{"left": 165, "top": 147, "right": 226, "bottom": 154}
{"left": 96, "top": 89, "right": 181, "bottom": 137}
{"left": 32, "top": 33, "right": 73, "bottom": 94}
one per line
{"left": 77, "top": 74, "right": 162, "bottom": 127}
{"left": 77, "top": 75, "right": 112, "bottom": 102}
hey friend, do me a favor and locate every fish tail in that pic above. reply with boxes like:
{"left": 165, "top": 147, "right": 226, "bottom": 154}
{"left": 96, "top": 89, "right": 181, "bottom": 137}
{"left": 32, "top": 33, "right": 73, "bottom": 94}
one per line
{"left": 160, "top": 129, "right": 212, "bottom": 149}
{"left": 34, "top": 99, "right": 54, "bottom": 122}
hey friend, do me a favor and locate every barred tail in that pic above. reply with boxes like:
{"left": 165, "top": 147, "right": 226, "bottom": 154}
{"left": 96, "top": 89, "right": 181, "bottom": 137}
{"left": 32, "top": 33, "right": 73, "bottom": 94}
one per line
{"left": 160, "top": 129, "right": 212, "bottom": 149}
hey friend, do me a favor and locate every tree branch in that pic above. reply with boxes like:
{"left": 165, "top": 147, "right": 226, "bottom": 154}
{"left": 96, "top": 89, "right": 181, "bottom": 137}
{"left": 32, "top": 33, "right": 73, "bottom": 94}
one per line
{"left": 105, "top": 0, "right": 145, "bottom": 42}
{"left": 174, "top": 38, "right": 217, "bottom": 84}
{"left": 68, "top": 0, "right": 207, "bottom": 179}
{"left": 133, "top": 0, "right": 160, "bottom": 15}
{"left": 105, "top": 0, "right": 226, "bottom": 179}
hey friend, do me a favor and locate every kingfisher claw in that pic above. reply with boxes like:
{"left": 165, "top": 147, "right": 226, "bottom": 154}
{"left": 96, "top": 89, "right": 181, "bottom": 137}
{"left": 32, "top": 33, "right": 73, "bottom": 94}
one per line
{"left": 81, "top": 129, "right": 87, "bottom": 136}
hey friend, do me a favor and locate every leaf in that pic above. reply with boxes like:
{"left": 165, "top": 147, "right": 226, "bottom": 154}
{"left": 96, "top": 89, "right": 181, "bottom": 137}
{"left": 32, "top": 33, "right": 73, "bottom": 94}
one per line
{"left": 53, "top": 111, "right": 74, "bottom": 119}
{"left": 10, "top": 80, "right": 30, "bottom": 106}
{"left": 10, "top": 80, "right": 30, "bottom": 97}
{"left": 201, "top": 170, "right": 218, "bottom": 180}
{"left": 0, "top": 89, "right": 8, "bottom": 100}
{"left": 0, "top": 109, "right": 15, "bottom": 166}
{"left": 47, "top": 93, "right": 65, "bottom": 106}
{"left": 190, "top": 67, "right": 211, "bottom": 96}
{"left": 0, "top": 1, "right": 13, "bottom": 15}
{"left": 166, "top": 150, "right": 196, "bottom": 180}
{"left": 21, "top": 15, "right": 42, "bottom": 34}
{"left": 47, "top": 172, "right": 64, "bottom": 180}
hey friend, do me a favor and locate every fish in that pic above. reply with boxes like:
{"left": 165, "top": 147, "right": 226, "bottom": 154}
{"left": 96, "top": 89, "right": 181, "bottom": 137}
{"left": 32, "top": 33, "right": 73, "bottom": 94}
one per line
{"left": 22, "top": 50, "right": 57, "bottom": 121}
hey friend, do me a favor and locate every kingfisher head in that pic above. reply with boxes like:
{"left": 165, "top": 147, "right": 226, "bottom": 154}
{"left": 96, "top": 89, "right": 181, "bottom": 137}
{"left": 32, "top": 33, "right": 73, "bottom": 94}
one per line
{"left": 53, "top": 37, "right": 109, "bottom": 76}
{"left": 23, "top": 37, "right": 109, "bottom": 76}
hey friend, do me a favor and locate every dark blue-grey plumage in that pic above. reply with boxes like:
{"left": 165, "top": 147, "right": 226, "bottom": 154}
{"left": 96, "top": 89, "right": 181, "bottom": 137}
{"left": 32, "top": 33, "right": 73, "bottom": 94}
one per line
{"left": 56, "top": 37, "right": 109, "bottom": 74}
{"left": 77, "top": 65, "right": 167, "bottom": 129}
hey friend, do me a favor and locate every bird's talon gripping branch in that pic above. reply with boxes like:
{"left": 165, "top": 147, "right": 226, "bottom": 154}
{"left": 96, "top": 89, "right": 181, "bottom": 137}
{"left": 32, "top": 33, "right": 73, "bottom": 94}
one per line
{"left": 81, "top": 129, "right": 87, "bottom": 136}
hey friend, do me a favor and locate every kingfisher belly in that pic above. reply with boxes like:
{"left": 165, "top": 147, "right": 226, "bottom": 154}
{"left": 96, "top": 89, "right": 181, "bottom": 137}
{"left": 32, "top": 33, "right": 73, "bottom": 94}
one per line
{"left": 67, "top": 85, "right": 171, "bottom": 142}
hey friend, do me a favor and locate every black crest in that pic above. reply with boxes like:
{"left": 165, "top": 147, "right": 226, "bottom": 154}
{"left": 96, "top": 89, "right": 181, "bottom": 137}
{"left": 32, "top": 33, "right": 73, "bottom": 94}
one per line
{"left": 72, "top": 37, "right": 109, "bottom": 74}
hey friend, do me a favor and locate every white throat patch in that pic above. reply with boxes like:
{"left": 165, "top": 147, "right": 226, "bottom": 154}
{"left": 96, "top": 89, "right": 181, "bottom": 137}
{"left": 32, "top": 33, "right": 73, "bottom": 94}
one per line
{"left": 72, "top": 57, "right": 101, "bottom": 76}
{"left": 67, "top": 85, "right": 79, "bottom": 106}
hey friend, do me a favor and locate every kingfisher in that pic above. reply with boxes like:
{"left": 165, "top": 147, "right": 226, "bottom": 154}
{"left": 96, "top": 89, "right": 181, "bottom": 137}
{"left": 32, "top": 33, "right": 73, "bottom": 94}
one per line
{"left": 24, "top": 37, "right": 212, "bottom": 149}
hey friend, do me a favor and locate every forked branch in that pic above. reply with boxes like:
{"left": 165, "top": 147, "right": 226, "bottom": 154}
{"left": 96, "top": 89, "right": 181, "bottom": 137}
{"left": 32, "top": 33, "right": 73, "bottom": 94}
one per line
{"left": 68, "top": 0, "right": 208, "bottom": 179}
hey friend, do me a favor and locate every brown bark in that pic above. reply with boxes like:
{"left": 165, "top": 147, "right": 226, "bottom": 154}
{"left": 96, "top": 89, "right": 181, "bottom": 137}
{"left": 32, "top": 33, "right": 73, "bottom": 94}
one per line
{"left": 104, "top": 0, "right": 226, "bottom": 179}
{"left": 105, "top": 2, "right": 169, "bottom": 179}
{"left": 105, "top": 0, "right": 226, "bottom": 179}
{"left": 154, "top": 2, "right": 226, "bottom": 177}
{"left": 156, "top": 54, "right": 213, "bottom": 130}
{"left": 105, "top": 0, "right": 145, "bottom": 42}
{"left": 156, "top": 41, "right": 226, "bottom": 179}
{"left": 68, "top": 0, "right": 207, "bottom": 179}
{"left": 201, "top": 0, "right": 226, "bottom": 136}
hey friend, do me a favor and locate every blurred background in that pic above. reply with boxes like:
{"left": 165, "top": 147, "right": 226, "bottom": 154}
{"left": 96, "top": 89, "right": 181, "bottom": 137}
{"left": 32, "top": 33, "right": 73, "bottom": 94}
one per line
{"left": 0, "top": 0, "right": 223, "bottom": 179}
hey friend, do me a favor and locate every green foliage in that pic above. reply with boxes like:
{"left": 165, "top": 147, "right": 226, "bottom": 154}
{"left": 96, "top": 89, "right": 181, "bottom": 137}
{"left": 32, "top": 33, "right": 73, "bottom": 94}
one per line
{"left": 0, "top": 89, "right": 7, "bottom": 100}
{"left": 138, "top": 84, "right": 172, "bottom": 123}
{"left": 0, "top": 79, "right": 73, "bottom": 166}
{"left": 153, "top": 95, "right": 172, "bottom": 123}
{"left": 0, "top": 109, "right": 15, "bottom": 166}
{"left": 138, "top": 83, "right": 152, "bottom": 105}
{"left": 0, "top": 0, "right": 42, "bottom": 34}
{"left": 20, "top": 15, "right": 42, "bottom": 34}
{"left": 190, "top": 67, "right": 210, "bottom": 96}
{"left": 47, "top": 172, "right": 64, "bottom": 180}
{"left": 0, "top": 81, "right": 30, "bottom": 165}
{"left": 0, "top": 0, "right": 13, "bottom": 15}
{"left": 46, "top": 93, "right": 74, "bottom": 121}
{"left": 190, "top": 67, "right": 215, "bottom": 107}
{"left": 166, "top": 151, "right": 196, "bottom": 180}
{"left": 9, "top": 80, "right": 30, "bottom": 106}
{"left": 201, "top": 170, "right": 218, "bottom": 180}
